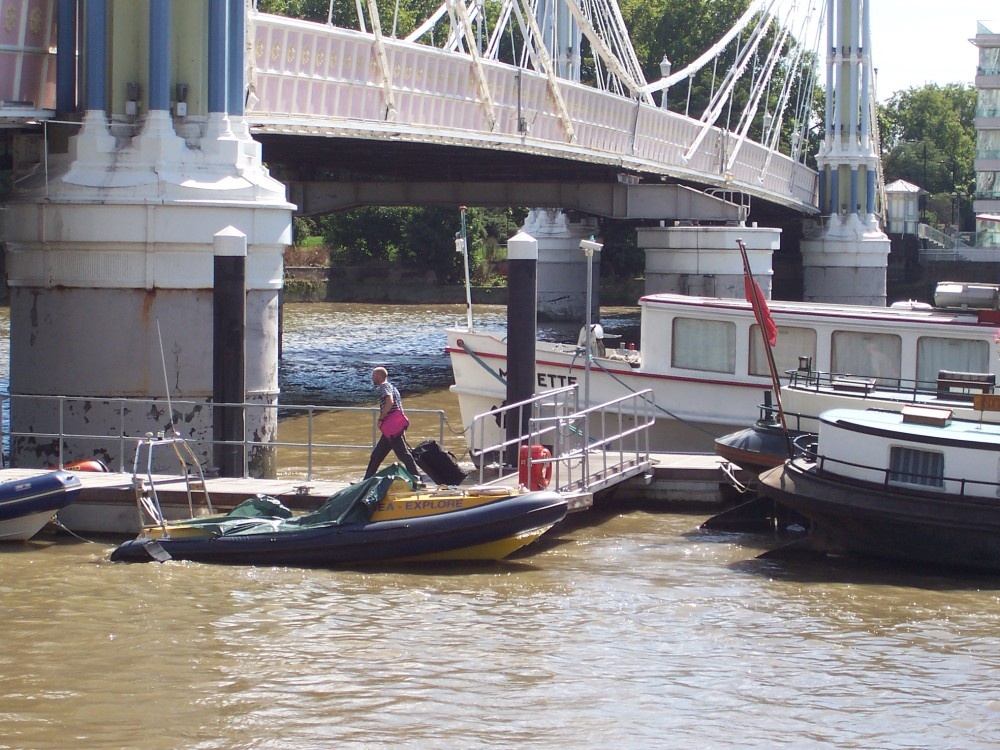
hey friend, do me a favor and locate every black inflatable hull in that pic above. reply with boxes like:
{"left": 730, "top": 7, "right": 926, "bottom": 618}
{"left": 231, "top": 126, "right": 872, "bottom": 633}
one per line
{"left": 110, "top": 491, "right": 567, "bottom": 566}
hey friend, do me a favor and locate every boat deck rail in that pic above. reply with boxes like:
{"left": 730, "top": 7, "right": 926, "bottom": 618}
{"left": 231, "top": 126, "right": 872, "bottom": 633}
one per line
{"left": 786, "top": 367, "right": 996, "bottom": 404}
{"left": 465, "top": 385, "right": 654, "bottom": 499}
{"left": 800, "top": 443, "right": 1000, "bottom": 500}
{"left": 0, "top": 392, "right": 449, "bottom": 481}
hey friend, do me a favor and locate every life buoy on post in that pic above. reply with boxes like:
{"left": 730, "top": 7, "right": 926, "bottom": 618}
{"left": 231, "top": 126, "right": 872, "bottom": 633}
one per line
{"left": 518, "top": 444, "right": 552, "bottom": 490}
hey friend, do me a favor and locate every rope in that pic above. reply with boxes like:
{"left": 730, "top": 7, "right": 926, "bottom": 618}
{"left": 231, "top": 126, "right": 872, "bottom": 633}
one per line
{"left": 458, "top": 335, "right": 725, "bottom": 442}
{"left": 719, "top": 460, "right": 751, "bottom": 494}
{"left": 460, "top": 339, "right": 507, "bottom": 386}
{"left": 50, "top": 516, "right": 102, "bottom": 544}
{"left": 585, "top": 355, "right": 724, "bottom": 441}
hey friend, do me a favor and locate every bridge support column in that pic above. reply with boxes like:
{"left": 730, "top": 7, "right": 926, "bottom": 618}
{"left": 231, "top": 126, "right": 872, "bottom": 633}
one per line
{"left": 639, "top": 224, "right": 779, "bottom": 299}
{"left": 522, "top": 209, "right": 601, "bottom": 321}
{"left": 3, "top": 0, "right": 292, "bottom": 475}
{"left": 799, "top": 215, "right": 889, "bottom": 305}
{"left": 801, "top": 0, "right": 889, "bottom": 305}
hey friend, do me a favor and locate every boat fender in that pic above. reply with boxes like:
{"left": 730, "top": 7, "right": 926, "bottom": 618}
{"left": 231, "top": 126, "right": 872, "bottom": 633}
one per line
{"left": 518, "top": 445, "right": 553, "bottom": 490}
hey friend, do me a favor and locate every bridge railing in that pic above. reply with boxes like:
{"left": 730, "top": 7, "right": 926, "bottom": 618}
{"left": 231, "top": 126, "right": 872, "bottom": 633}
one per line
{"left": 248, "top": 14, "right": 818, "bottom": 210}
{"left": 0, "top": 392, "right": 451, "bottom": 482}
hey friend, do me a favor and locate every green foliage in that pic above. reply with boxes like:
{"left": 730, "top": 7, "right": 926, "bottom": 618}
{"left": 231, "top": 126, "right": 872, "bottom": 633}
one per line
{"left": 879, "top": 84, "right": 977, "bottom": 228}
{"left": 313, "top": 206, "right": 525, "bottom": 284}
{"left": 880, "top": 84, "right": 977, "bottom": 197}
{"left": 597, "top": 219, "right": 643, "bottom": 279}
{"left": 283, "top": 277, "right": 328, "bottom": 302}
{"left": 257, "top": 0, "right": 452, "bottom": 40}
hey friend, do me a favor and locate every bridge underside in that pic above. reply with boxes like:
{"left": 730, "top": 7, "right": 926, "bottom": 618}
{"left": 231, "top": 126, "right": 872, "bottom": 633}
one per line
{"left": 258, "top": 134, "right": 801, "bottom": 226}
{"left": 289, "top": 180, "right": 745, "bottom": 221}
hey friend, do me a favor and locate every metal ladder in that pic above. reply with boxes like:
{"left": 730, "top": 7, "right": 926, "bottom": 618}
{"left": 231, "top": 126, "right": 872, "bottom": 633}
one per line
{"left": 131, "top": 432, "right": 214, "bottom": 533}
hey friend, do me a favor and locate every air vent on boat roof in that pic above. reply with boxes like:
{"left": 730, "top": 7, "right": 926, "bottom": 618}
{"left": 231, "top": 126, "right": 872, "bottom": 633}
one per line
{"left": 901, "top": 405, "right": 953, "bottom": 427}
{"left": 933, "top": 281, "right": 1000, "bottom": 310}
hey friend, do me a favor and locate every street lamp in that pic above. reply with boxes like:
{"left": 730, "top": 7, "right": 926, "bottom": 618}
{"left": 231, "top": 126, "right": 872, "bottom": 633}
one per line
{"left": 659, "top": 54, "right": 671, "bottom": 110}
{"left": 951, "top": 192, "right": 959, "bottom": 233}
{"left": 579, "top": 239, "right": 603, "bottom": 409}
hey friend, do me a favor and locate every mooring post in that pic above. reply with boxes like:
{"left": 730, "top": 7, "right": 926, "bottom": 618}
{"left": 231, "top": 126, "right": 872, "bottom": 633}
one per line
{"left": 505, "top": 231, "right": 538, "bottom": 468}
{"left": 213, "top": 226, "right": 247, "bottom": 477}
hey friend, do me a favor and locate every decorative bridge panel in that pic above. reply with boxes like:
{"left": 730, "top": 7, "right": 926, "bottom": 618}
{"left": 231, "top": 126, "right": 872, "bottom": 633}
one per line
{"left": 246, "top": 14, "right": 818, "bottom": 212}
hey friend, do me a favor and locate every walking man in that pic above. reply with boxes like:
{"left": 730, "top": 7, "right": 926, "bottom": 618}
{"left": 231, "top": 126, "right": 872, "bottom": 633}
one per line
{"left": 363, "top": 366, "right": 421, "bottom": 480}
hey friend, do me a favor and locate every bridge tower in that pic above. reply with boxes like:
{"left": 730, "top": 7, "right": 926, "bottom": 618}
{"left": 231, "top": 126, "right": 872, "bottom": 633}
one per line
{"left": 4, "top": 0, "right": 292, "bottom": 472}
{"left": 799, "top": 0, "right": 889, "bottom": 305}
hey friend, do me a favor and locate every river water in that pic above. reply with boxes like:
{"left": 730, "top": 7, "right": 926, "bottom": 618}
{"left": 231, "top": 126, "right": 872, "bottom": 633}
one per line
{"left": 2, "top": 303, "right": 1000, "bottom": 750}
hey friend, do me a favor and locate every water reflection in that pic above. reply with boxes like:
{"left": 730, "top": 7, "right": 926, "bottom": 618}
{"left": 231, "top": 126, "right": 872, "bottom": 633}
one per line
{"left": 278, "top": 302, "right": 640, "bottom": 405}
{"left": 6, "top": 509, "right": 1000, "bottom": 749}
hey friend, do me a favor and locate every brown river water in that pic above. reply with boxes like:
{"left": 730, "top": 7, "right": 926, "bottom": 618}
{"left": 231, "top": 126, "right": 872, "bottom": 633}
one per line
{"left": 2, "top": 303, "right": 1000, "bottom": 749}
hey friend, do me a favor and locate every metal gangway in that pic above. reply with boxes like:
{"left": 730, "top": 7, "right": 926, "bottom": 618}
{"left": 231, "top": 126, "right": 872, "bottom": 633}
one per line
{"left": 465, "top": 384, "right": 654, "bottom": 508}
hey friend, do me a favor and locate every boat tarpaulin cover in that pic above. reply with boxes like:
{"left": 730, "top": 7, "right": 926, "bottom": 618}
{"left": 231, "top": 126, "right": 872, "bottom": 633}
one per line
{"left": 199, "top": 464, "right": 420, "bottom": 536}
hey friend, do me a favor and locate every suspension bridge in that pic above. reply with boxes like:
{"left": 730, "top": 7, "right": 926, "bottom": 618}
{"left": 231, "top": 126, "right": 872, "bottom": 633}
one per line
{"left": 0, "top": 0, "right": 887, "bottom": 472}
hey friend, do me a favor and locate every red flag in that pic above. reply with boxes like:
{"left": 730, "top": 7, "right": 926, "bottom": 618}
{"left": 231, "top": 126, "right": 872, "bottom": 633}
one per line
{"left": 745, "top": 275, "right": 777, "bottom": 347}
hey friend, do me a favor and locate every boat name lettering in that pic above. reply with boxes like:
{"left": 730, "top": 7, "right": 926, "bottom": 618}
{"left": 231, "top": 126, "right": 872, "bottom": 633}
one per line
{"left": 402, "top": 498, "right": 465, "bottom": 510}
{"left": 499, "top": 367, "right": 578, "bottom": 389}
{"left": 537, "top": 372, "right": 578, "bottom": 388}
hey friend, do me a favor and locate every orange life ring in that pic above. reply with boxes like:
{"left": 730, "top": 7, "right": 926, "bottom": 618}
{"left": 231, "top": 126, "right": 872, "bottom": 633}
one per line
{"left": 518, "top": 444, "right": 552, "bottom": 490}
{"left": 63, "top": 459, "right": 110, "bottom": 472}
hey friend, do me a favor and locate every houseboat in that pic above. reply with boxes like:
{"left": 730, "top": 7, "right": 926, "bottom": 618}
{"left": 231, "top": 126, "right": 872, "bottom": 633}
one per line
{"left": 447, "top": 282, "right": 1000, "bottom": 455}
{"left": 757, "top": 405, "right": 1000, "bottom": 572}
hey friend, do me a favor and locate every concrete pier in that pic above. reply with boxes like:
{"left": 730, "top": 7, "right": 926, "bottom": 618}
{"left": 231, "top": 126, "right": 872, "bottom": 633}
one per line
{"left": 524, "top": 209, "right": 602, "bottom": 321}
{"left": 3, "top": 1, "right": 293, "bottom": 474}
{"left": 639, "top": 224, "right": 779, "bottom": 299}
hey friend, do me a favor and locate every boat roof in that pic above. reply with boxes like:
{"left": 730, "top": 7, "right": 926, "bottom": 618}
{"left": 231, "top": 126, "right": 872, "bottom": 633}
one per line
{"left": 819, "top": 407, "right": 1000, "bottom": 446}
{"left": 639, "top": 292, "right": 995, "bottom": 328}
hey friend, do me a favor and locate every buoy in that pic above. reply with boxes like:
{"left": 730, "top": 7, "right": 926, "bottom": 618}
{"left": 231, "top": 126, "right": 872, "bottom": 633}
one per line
{"left": 518, "top": 444, "right": 552, "bottom": 490}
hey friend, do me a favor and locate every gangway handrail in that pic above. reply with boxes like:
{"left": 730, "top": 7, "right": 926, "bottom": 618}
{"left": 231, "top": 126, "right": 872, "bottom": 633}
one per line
{"left": 466, "top": 385, "right": 580, "bottom": 485}
{"left": 467, "top": 385, "right": 654, "bottom": 495}
{"left": 527, "top": 389, "right": 655, "bottom": 495}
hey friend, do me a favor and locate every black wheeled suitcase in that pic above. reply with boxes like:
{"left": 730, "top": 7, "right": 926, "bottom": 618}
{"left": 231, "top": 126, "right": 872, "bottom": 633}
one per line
{"left": 412, "top": 440, "right": 468, "bottom": 486}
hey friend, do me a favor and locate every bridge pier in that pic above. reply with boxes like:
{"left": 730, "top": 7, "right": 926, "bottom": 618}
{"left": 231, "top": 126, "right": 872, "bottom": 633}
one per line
{"left": 523, "top": 209, "right": 601, "bottom": 321}
{"left": 638, "top": 224, "right": 779, "bottom": 299}
{"left": 800, "top": 215, "right": 889, "bottom": 305}
{"left": 2, "top": 0, "right": 293, "bottom": 473}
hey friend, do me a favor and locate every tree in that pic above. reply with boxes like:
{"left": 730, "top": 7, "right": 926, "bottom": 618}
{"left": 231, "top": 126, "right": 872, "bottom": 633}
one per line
{"left": 879, "top": 84, "right": 977, "bottom": 225}
{"left": 880, "top": 83, "right": 976, "bottom": 196}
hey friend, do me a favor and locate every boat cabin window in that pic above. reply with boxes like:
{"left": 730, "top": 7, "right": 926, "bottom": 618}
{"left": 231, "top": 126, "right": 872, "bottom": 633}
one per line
{"left": 672, "top": 317, "right": 735, "bottom": 373}
{"left": 749, "top": 325, "right": 816, "bottom": 376}
{"left": 831, "top": 332, "right": 901, "bottom": 383}
{"left": 888, "top": 446, "right": 944, "bottom": 488}
{"left": 916, "top": 337, "right": 990, "bottom": 390}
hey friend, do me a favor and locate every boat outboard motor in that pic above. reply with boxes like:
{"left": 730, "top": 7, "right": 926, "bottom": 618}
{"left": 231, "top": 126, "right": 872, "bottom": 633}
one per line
{"left": 577, "top": 323, "right": 606, "bottom": 357}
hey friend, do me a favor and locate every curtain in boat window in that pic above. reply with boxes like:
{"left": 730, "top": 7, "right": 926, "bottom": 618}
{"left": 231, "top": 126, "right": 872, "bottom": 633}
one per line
{"left": 889, "top": 446, "right": 944, "bottom": 487}
{"left": 749, "top": 325, "right": 816, "bottom": 376}
{"left": 671, "top": 317, "right": 735, "bottom": 373}
{"left": 916, "top": 337, "right": 991, "bottom": 389}
{"left": 831, "top": 332, "right": 902, "bottom": 382}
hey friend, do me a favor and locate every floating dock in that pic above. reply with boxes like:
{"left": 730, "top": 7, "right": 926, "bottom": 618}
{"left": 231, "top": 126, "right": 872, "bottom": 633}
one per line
{"left": 3, "top": 452, "right": 749, "bottom": 536}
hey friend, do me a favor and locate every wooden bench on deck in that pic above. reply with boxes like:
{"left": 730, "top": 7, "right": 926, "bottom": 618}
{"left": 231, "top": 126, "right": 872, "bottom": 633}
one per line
{"left": 936, "top": 370, "right": 996, "bottom": 399}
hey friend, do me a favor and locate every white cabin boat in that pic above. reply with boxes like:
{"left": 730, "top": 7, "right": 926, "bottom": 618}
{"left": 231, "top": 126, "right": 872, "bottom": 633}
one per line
{"left": 447, "top": 283, "right": 1000, "bottom": 454}
{"left": 758, "top": 406, "right": 1000, "bottom": 572}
